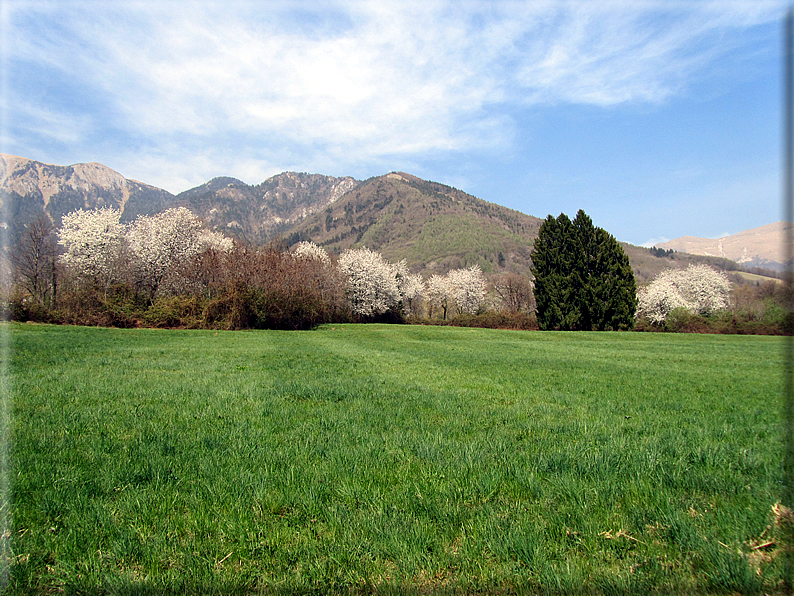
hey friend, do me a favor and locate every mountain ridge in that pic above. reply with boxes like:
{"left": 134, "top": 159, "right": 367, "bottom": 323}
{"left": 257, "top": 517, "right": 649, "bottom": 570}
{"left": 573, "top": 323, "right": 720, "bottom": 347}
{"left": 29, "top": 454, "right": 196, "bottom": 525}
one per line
{"left": 1, "top": 154, "right": 779, "bottom": 283}
{"left": 174, "top": 171, "right": 359, "bottom": 246}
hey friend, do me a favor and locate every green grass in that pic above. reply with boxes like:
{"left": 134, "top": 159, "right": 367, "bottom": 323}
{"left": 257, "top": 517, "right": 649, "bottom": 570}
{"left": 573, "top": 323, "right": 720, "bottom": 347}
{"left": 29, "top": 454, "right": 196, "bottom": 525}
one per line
{"left": 5, "top": 323, "right": 785, "bottom": 594}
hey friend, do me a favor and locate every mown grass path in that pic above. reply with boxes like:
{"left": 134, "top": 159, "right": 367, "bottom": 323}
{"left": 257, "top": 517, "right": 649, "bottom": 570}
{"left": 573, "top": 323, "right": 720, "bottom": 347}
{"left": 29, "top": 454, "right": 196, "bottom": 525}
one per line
{"left": 6, "top": 323, "right": 784, "bottom": 593}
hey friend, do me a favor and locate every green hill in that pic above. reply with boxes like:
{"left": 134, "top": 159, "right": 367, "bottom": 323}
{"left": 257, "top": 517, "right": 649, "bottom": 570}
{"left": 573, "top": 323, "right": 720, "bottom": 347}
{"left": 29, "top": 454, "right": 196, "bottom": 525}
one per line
{"left": 289, "top": 172, "right": 543, "bottom": 276}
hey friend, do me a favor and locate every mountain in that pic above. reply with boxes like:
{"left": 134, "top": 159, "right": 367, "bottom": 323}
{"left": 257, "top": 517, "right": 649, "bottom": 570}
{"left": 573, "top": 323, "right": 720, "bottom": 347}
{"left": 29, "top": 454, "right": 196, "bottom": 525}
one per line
{"left": 0, "top": 154, "right": 175, "bottom": 248}
{"left": 654, "top": 222, "right": 792, "bottom": 271}
{"left": 3, "top": 154, "right": 760, "bottom": 284}
{"left": 176, "top": 172, "right": 358, "bottom": 246}
{"left": 288, "top": 172, "right": 543, "bottom": 275}
{"left": 0, "top": 155, "right": 357, "bottom": 251}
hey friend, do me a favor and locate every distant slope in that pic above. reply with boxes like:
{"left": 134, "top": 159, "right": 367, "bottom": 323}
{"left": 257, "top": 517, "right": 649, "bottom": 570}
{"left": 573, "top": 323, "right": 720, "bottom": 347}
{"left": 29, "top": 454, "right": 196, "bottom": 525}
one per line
{"left": 655, "top": 222, "right": 791, "bottom": 271}
{"left": 289, "top": 172, "right": 543, "bottom": 275}
{"left": 176, "top": 172, "right": 358, "bottom": 245}
{"left": 621, "top": 243, "right": 772, "bottom": 286}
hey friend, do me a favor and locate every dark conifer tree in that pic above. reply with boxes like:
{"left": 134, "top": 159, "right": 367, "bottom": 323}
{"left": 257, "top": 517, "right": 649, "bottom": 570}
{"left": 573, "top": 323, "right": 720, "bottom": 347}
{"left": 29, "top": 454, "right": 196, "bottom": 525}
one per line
{"left": 531, "top": 210, "right": 636, "bottom": 330}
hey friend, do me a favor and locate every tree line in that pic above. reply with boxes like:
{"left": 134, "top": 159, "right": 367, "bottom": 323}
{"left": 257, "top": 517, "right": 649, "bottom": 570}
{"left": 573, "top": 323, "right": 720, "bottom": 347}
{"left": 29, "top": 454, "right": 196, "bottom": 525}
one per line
{"left": 4, "top": 207, "right": 535, "bottom": 329}
{"left": 4, "top": 206, "right": 789, "bottom": 334}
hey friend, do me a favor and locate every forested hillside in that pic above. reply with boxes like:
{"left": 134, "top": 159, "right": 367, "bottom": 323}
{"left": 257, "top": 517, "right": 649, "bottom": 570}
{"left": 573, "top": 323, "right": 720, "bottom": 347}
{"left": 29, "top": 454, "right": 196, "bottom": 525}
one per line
{"left": 288, "top": 172, "right": 543, "bottom": 276}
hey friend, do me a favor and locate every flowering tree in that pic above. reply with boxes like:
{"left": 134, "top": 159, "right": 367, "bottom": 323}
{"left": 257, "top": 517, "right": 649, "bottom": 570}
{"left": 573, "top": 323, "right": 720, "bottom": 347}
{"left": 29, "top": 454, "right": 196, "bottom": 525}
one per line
{"left": 337, "top": 247, "right": 401, "bottom": 317}
{"left": 393, "top": 259, "right": 426, "bottom": 317}
{"left": 198, "top": 229, "right": 234, "bottom": 254}
{"left": 127, "top": 207, "right": 202, "bottom": 297}
{"left": 292, "top": 241, "right": 330, "bottom": 264}
{"left": 58, "top": 206, "right": 233, "bottom": 300}
{"left": 57, "top": 207, "right": 126, "bottom": 291}
{"left": 637, "top": 264, "right": 731, "bottom": 325}
{"left": 126, "top": 207, "right": 232, "bottom": 298}
{"left": 426, "top": 266, "right": 486, "bottom": 318}
{"left": 448, "top": 265, "right": 487, "bottom": 315}
{"left": 427, "top": 274, "right": 453, "bottom": 319}
{"left": 682, "top": 264, "right": 733, "bottom": 315}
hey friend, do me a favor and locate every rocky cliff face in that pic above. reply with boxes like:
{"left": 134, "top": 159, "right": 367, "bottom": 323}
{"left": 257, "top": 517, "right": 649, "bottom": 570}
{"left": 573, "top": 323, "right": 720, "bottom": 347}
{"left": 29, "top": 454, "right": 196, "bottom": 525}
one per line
{"left": 0, "top": 154, "right": 176, "bottom": 248}
{"left": 178, "top": 172, "right": 359, "bottom": 245}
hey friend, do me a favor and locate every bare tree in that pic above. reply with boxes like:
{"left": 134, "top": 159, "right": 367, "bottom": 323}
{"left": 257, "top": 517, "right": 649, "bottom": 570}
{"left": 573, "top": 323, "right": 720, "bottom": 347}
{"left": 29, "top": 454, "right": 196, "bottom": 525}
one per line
{"left": 12, "top": 215, "right": 59, "bottom": 307}
{"left": 492, "top": 273, "right": 535, "bottom": 314}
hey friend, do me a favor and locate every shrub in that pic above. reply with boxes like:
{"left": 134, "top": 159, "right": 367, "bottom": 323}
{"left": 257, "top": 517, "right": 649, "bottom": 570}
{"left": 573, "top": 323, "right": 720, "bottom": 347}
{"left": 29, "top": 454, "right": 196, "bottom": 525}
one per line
{"left": 144, "top": 295, "right": 205, "bottom": 328}
{"left": 203, "top": 282, "right": 255, "bottom": 330}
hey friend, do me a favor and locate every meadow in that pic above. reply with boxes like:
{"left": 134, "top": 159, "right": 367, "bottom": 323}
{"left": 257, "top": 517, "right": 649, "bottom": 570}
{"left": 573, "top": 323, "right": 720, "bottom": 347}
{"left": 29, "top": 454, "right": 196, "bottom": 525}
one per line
{"left": 4, "top": 323, "right": 785, "bottom": 594}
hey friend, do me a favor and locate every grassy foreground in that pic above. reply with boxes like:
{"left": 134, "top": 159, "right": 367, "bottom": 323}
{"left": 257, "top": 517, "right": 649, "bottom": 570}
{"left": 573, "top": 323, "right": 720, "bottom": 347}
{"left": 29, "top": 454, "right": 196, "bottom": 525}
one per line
{"left": 4, "top": 323, "right": 785, "bottom": 594}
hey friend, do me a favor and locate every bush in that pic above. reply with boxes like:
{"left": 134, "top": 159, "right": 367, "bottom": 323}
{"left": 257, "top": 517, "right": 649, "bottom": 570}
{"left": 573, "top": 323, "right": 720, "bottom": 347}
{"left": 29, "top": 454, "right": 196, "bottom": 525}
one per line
{"left": 635, "top": 304, "right": 791, "bottom": 336}
{"left": 7, "top": 296, "right": 52, "bottom": 323}
{"left": 203, "top": 282, "right": 256, "bottom": 330}
{"left": 144, "top": 295, "right": 204, "bottom": 328}
{"left": 663, "top": 308, "right": 708, "bottom": 333}
{"left": 252, "top": 288, "right": 334, "bottom": 330}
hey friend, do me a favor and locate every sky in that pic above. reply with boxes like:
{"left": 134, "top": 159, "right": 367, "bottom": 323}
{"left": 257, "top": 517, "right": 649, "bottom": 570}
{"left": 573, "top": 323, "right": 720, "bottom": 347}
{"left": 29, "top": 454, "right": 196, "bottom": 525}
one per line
{"left": 0, "top": 0, "right": 786, "bottom": 247}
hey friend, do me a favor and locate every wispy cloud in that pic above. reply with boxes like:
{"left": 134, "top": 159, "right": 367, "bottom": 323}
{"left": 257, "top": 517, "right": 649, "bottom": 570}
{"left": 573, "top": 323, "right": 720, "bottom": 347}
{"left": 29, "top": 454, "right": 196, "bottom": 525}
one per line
{"left": 4, "top": 0, "right": 785, "bottom": 191}
{"left": 641, "top": 237, "right": 671, "bottom": 248}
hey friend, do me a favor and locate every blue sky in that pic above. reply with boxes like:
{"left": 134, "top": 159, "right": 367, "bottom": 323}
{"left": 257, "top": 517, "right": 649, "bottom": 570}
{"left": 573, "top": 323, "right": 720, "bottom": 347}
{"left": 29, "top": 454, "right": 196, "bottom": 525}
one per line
{"left": 0, "top": 0, "right": 785, "bottom": 246}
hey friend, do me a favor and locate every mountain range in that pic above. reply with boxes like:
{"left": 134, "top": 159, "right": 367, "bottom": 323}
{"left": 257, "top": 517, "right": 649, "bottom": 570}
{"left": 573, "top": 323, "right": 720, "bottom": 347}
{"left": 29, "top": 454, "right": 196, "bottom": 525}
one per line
{"left": 0, "top": 154, "right": 778, "bottom": 282}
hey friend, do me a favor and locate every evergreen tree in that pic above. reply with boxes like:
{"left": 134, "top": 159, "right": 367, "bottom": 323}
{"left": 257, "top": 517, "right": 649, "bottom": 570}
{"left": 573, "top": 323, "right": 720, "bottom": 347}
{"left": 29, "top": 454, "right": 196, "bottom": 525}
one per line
{"left": 531, "top": 210, "right": 636, "bottom": 330}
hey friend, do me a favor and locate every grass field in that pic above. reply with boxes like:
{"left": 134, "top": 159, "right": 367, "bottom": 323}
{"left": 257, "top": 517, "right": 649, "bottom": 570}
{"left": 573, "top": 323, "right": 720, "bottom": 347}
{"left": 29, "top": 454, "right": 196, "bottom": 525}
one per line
{"left": 3, "top": 323, "right": 785, "bottom": 594}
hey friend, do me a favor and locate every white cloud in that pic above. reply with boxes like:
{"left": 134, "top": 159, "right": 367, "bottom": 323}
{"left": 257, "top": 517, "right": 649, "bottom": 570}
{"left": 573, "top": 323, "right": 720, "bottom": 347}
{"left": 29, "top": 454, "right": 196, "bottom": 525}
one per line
{"left": 4, "top": 0, "right": 786, "bottom": 185}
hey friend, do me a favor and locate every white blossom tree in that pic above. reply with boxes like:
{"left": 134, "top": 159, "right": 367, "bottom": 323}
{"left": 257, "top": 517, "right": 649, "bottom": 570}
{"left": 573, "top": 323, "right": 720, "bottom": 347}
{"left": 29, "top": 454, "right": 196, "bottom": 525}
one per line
{"left": 59, "top": 206, "right": 232, "bottom": 300}
{"left": 427, "top": 265, "right": 487, "bottom": 318}
{"left": 127, "top": 207, "right": 209, "bottom": 298}
{"left": 292, "top": 241, "right": 330, "bottom": 264}
{"left": 57, "top": 207, "right": 126, "bottom": 292}
{"left": 427, "top": 274, "right": 454, "bottom": 319}
{"left": 198, "top": 229, "right": 234, "bottom": 254}
{"left": 337, "top": 247, "right": 401, "bottom": 317}
{"left": 682, "top": 264, "right": 732, "bottom": 315}
{"left": 448, "top": 265, "right": 487, "bottom": 315}
{"left": 393, "top": 259, "right": 426, "bottom": 317}
{"left": 637, "top": 264, "right": 732, "bottom": 325}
